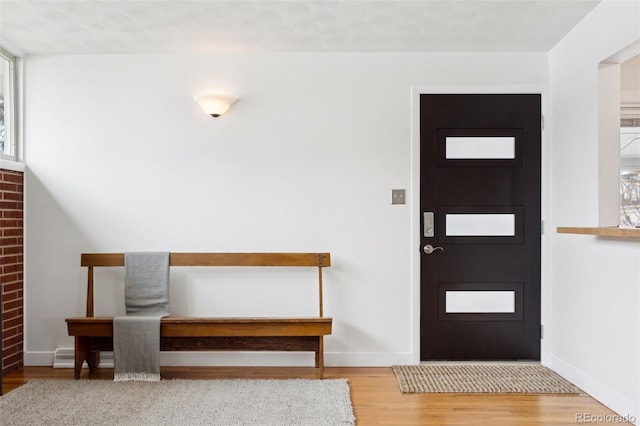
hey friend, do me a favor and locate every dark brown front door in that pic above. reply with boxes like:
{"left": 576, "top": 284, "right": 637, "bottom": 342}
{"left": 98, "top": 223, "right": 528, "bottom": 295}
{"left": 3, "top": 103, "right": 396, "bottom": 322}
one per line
{"left": 420, "top": 94, "right": 541, "bottom": 360}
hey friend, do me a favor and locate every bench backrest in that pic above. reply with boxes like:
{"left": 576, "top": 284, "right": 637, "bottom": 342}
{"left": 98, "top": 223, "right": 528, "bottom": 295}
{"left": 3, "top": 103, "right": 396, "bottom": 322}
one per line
{"left": 81, "top": 253, "right": 331, "bottom": 318}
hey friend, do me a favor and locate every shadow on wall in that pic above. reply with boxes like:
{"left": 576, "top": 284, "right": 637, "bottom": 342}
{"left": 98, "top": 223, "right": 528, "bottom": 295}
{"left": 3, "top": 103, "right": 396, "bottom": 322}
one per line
{"left": 24, "top": 168, "right": 99, "bottom": 354}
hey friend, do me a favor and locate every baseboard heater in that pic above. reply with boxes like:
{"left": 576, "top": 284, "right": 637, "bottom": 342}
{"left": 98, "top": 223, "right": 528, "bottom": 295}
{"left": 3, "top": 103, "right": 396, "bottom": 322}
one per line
{"left": 54, "top": 348, "right": 113, "bottom": 368}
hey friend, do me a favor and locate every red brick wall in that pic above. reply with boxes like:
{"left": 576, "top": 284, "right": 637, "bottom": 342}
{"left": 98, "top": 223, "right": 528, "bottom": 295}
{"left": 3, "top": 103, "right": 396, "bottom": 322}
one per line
{"left": 1, "top": 169, "right": 23, "bottom": 374}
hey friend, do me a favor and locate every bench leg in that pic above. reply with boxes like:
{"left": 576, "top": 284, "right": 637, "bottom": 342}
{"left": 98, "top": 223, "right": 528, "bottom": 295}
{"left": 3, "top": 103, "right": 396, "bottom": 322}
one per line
{"left": 87, "top": 351, "right": 100, "bottom": 372}
{"left": 316, "top": 336, "right": 324, "bottom": 379}
{"left": 74, "top": 337, "right": 88, "bottom": 380}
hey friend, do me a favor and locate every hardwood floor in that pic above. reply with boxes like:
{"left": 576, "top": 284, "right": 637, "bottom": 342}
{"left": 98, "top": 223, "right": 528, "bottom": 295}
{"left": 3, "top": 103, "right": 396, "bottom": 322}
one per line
{"left": 2, "top": 366, "right": 631, "bottom": 425}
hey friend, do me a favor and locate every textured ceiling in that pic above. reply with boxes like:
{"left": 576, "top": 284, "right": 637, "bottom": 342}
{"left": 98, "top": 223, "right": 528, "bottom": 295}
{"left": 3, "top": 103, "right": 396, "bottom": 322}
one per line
{"left": 0, "top": 0, "right": 601, "bottom": 54}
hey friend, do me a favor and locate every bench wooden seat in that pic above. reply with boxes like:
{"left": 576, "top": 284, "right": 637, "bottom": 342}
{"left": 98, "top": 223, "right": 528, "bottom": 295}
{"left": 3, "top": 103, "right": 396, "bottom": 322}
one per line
{"left": 65, "top": 252, "right": 332, "bottom": 379}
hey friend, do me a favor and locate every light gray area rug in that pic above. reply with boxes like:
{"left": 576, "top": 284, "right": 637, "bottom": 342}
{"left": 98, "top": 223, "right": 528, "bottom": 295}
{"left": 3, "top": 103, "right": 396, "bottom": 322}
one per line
{"left": 393, "top": 363, "right": 580, "bottom": 394}
{"left": 0, "top": 379, "right": 356, "bottom": 426}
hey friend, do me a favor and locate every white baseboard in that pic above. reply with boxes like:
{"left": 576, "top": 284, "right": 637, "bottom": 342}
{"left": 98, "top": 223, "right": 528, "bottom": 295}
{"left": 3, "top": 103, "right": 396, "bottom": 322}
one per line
{"left": 549, "top": 355, "right": 639, "bottom": 425}
{"left": 29, "top": 350, "right": 415, "bottom": 368}
{"left": 326, "top": 352, "right": 414, "bottom": 366}
{"left": 160, "top": 351, "right": 413, "bottom": 367}
{"left": 160, "top": 352, "right": 315, "bottom": 366}
{"left": 24, "top": 351, "right": 55, "bottom": 366}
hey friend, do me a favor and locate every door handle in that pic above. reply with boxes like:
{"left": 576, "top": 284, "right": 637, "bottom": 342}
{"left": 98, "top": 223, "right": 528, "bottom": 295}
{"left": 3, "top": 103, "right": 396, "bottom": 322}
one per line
{"left": 423, "top": 244, "right": 444, "bottom": 255}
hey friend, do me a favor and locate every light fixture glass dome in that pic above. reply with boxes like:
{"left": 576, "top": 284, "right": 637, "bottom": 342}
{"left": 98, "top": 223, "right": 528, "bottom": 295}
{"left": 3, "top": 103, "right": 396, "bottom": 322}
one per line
{"left": 194, "top": 94, "right": 237, "bottom": 117}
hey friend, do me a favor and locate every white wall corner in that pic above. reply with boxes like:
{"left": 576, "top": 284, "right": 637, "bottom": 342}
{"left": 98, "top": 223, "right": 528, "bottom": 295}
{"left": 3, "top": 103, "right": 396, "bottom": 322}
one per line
{"left": 550, "top": 355, "right": 639, "bottom": 425}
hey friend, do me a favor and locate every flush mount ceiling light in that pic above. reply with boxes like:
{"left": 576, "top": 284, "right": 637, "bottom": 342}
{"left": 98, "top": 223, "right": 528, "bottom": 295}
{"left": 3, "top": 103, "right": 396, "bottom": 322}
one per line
{"left": 194, "top": 94, "right": 237, "bottom": 117}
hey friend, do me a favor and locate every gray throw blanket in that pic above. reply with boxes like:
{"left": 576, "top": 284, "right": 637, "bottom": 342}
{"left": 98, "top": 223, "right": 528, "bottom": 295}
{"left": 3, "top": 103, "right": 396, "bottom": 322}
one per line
{"left": 113, "top": 252, "right": 170, "bottom": 381}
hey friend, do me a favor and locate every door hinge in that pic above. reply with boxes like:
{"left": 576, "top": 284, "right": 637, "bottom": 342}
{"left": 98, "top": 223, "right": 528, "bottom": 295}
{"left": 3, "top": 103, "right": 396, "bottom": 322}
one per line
{"left": 541, "top": 115, "right": 545, "bottom": 131}
{"left": 541, "top": 220, "right": 544, "bottom": 235}
{"left": 540, "top": 324, "right": 544, "bottom": 339}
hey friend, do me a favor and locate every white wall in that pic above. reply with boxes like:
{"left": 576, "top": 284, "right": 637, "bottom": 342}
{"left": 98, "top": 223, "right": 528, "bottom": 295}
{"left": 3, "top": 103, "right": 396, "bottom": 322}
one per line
{"left": 23, "top": 52, "right": 547, "bottom": 367}
{"left": 549, "top": 0, "right": 640, "bottom": 421}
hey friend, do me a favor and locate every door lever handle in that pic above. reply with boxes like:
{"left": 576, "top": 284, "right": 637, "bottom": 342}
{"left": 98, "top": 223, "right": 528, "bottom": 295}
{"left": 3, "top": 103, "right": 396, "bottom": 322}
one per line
{"left": 423, "top": 244, "right": 444, "bottom": 255}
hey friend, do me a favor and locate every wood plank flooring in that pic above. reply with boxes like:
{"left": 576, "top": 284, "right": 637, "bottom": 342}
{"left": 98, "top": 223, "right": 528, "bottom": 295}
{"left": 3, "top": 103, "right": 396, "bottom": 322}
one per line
{"left": 2, "top": 366, "right": 631, "bottom": 425}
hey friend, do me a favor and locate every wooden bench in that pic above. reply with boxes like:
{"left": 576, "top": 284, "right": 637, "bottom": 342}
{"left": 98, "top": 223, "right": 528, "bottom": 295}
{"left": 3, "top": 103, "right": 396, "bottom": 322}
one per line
{"left": 65, "top": 252, "right": 332, "bottom": 379}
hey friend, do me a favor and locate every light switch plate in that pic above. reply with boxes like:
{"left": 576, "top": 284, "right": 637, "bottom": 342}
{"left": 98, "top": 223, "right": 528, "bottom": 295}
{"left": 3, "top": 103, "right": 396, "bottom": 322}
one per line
{"left": 391, "top": 189, "right": 406, "bottom": 205}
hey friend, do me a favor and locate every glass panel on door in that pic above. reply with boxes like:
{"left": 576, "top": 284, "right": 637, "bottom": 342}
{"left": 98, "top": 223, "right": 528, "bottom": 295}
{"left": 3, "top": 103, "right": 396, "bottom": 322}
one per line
{"left": 445, "top": 214, "right": 516, "bottom": 236}
{"left": 445, "top": 136, "right": 516, "bottom": 159}
{"left": 445, "top": 290, "right": 516, "bottom": 313}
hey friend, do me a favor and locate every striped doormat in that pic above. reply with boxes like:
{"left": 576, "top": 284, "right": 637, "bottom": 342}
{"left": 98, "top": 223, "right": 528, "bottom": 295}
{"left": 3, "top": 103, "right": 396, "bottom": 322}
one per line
{"left": 392, "top": 364, "right": 580, "bottom": 394}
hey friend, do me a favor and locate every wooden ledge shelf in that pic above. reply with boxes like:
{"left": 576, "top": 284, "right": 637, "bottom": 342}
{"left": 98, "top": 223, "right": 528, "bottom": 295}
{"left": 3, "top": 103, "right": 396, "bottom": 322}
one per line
{"left": 557, "top": 226, "right": 640, "bottom": 238}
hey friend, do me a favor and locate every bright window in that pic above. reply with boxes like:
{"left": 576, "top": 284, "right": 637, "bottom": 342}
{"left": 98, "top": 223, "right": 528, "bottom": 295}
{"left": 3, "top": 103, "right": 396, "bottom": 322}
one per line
{"left": 620, "top": 122, "right": 640, "bottom": 227}
{"left": 619, "top": 54, "right": 640, "bottom": 227}
{"left": 0, "top": 48, "right": 17, "bottom": 160}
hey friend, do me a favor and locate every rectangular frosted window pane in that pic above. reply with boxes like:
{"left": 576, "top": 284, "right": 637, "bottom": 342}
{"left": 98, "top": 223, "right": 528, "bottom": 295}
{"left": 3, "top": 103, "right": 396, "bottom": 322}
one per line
{"left": 446, "top": 137, "right": 515, "bottom": 159}
{"left": 446, "top": 214, "right": 515, "bottom": 236}
{"left": 446, "top": 291, "right": 515, "bottom": 313}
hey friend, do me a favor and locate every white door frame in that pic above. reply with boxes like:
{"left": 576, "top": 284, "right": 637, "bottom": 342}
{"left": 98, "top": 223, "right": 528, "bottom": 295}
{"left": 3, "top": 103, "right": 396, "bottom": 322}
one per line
{"left": 409, "top": 85, "right": 551, "bottom": 365}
